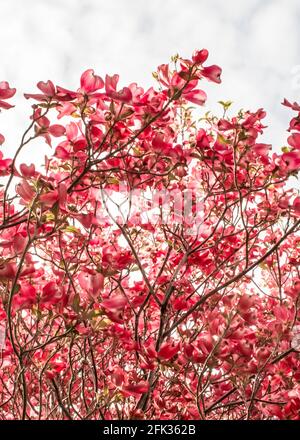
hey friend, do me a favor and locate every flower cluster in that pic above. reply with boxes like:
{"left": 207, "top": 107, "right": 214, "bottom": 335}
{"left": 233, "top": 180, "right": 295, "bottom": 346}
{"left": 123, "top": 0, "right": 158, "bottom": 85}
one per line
{"left": 0, "top": 50, "right": 300, "bottom": 420}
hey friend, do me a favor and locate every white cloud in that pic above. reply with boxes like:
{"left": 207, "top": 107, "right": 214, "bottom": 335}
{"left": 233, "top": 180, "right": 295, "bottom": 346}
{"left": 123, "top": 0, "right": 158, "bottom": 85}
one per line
{"left": 0, "top": 0, "right": 299, "bottom": 169}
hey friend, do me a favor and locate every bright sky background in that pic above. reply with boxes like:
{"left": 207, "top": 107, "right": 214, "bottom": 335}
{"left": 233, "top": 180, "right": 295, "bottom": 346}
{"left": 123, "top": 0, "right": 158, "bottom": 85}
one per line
{"left": 0, "top": 0, "right": 300, "bottom": 168}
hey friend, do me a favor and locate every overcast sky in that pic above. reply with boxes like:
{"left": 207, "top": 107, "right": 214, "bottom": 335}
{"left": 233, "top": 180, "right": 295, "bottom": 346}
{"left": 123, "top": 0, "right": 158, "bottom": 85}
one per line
{"left": 0, "top": 0, "right": 300, "bottom": 166}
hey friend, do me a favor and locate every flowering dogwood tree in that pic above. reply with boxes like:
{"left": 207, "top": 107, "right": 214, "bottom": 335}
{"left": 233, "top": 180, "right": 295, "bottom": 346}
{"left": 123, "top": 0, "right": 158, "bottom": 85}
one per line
{"left": 1, "top": 50, "right": 300, "bottom": 420}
